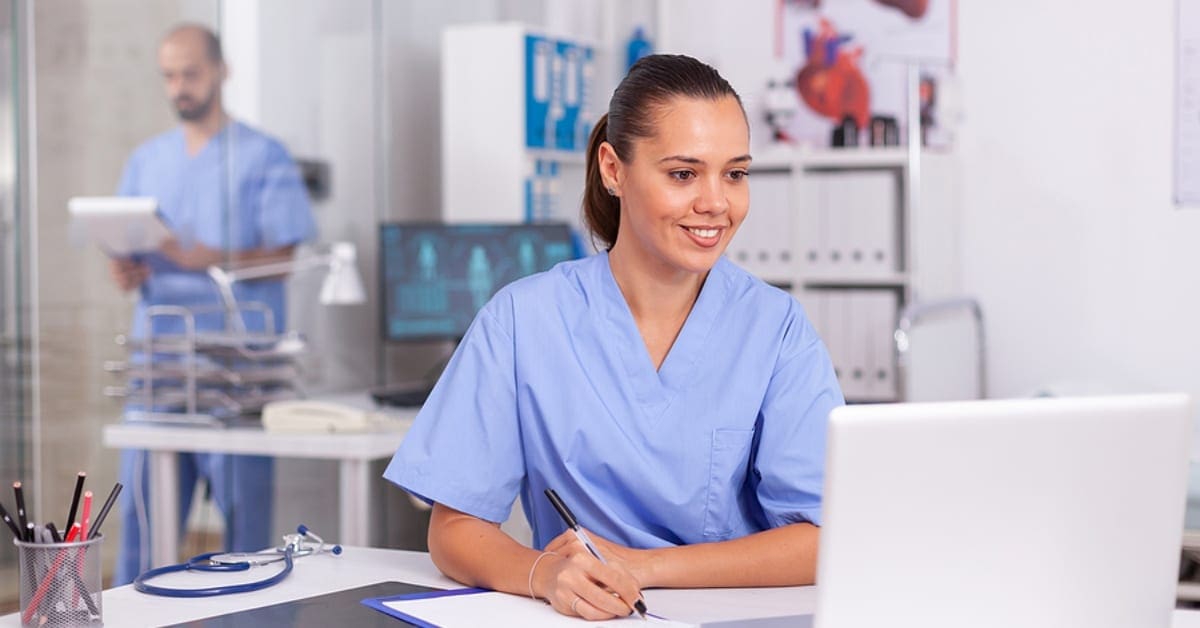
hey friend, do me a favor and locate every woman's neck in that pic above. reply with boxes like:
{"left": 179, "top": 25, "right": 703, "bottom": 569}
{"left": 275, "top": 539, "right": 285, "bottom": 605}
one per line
{"left": 608, "top": 241, "right": 707, "bottom": 330}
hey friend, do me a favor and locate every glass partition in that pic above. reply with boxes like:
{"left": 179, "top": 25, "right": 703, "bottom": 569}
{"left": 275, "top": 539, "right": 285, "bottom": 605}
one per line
{"left": 0, "top": 0, "right": 26, "bottom": 611}
{"left": 27, "top": 0, "right": 224, "bottom": 591}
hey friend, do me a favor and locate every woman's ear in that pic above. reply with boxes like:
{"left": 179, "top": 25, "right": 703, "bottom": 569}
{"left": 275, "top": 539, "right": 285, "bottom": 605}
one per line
{"left": 597, "top": 141, "right": 623, "bottom": 196}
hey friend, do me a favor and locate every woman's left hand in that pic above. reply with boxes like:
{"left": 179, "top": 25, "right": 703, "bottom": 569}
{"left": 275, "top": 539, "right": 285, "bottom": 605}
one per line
{"left": 544, "top": 528, "right": 655, "bottom": 587}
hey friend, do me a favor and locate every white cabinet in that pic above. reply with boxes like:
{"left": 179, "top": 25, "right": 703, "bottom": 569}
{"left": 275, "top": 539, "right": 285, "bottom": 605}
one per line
{"left": 441, "top": 23, "right": 598, "bottom": 235}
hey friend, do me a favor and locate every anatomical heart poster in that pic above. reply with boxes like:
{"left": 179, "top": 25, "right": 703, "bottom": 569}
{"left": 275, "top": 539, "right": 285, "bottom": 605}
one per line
{"left": 773, "top": 0, "right": 956, "bottom": 148}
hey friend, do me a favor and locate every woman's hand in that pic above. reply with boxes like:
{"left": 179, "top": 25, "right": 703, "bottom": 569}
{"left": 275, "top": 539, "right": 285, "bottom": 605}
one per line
{"left": 544, "top": 528, "right": 656, "bottom": 588}
{"left": 530, "top": 550, "right": 644, "bottom": 620}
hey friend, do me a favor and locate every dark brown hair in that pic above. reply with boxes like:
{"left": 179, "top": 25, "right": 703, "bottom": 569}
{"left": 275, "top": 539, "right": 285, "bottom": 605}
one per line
{"left": 583, "top": 54, "right": 744, "bottom": 249}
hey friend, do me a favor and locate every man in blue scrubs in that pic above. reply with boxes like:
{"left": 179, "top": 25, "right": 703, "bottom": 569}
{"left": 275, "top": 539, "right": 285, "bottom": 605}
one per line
{"left": 109, "top": 24, "right": 316, "bottom": 584}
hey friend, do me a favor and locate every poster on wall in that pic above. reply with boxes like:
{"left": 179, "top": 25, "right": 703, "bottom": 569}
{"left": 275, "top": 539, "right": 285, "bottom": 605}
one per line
{"left": 768, "top": 0, "right": 956, "bottom": 149}
{"left": 1175, "top": 0, "right": 1200, "bottom": 206}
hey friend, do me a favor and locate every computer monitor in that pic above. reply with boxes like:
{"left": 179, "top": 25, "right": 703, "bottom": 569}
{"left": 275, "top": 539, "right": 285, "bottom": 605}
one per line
{"left": 379, "top": 222, "right": 577, "bottom": 343}
{"left": 813, "top": 394, "right": 1192, "bottom": 628}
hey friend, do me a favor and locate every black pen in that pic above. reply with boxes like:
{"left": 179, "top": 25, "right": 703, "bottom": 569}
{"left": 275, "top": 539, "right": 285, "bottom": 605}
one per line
{"left": 13, "top": 481, "right": 27, "bottom": 533}
{"left": 88, "top": 483, "right": 123, "bottom": 540}
{"left": 66, "top": 472, "right": 85, "bottom": 530}
{"left": 0, "top": 500, "right": 21, "bottom": 539}
{"left": 544, "top": 488, "right": 648, "bottom": 619}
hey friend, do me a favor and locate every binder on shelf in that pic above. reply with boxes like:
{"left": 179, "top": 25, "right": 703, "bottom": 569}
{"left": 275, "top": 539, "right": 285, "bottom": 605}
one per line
{"left": 795, "top": 168, "right": 827, "bottom": 277}
{"left": 745, "top": 171, "right": 793, "bottom": 283}
{"left": 859, "top": 289, "right": 899, "bottom": 402}
{"left": 801, "top": 288, "right": 828, "bottom": 355}
{"left": 823, "top": 175, "right": 848, "bottom": 274}
{"left": 849, "top": 170, "right": 898, "bottom": 277}
{"left": 524, "top": 34, "right": 553, "bottom": 149}
{"left": 843, "top": 290, "right": 869, "bottom": 401}
{"left": 823, "top": 291, "right": 849, "bottom": 393}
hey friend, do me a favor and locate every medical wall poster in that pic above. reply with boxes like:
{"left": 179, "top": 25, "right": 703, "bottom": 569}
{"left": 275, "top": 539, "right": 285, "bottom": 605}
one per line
{"left": 1176, "top": 0, "right": 1200, "bottom": 206}
{"left": 770, "top": 0, "right": 956, "bottom": 148}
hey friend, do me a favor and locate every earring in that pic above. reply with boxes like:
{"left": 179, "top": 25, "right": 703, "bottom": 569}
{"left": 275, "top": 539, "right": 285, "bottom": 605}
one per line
{"left": 606, "top": 187, "right": 617, "bottom": 196}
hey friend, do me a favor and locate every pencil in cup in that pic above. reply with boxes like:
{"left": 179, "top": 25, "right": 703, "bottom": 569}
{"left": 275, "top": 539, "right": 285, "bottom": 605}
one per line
{"left": 16, "top": 532, "right": 104, "bottom": 626}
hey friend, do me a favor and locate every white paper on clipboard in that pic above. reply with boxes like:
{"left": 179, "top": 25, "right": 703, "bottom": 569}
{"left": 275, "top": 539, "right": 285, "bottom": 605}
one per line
{"left": 67, "top": 196, "right": 170, "bottom": 256}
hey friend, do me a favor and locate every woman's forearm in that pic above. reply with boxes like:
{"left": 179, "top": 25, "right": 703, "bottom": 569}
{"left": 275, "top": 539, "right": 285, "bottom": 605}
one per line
{"left": 427, "top": 503, "right": 543, "bottom": 595}
{"left": 635, "top": 523, "right": 819, "bottom": 588}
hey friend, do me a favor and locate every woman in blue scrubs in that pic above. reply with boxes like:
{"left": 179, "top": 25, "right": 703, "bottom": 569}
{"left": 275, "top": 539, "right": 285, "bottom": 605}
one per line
{"left": 384, "top": 54, "right": 842, "bottom": 620}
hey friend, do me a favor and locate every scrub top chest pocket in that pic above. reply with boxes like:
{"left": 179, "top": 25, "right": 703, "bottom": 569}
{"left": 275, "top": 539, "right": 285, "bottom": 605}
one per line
{"left": 702, "top": 427, "right": 756, "bottom": 540}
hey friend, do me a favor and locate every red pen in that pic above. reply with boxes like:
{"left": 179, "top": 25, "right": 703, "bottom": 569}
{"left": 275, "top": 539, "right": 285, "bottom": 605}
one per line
{"left": 79, "top": 491, "right": 93, "bottom": 541}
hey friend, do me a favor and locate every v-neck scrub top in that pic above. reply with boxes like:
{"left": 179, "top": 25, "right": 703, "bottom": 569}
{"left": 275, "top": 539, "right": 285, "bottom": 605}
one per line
{"left": 118, "top": 120, "right": 316, "bottom": 337}
{"left": 384, "top": 252, "right": 843, "bottom": 549}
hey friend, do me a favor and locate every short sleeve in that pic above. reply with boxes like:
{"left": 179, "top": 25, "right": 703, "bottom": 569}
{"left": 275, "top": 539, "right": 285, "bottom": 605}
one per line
{"left": 753, "top": 307, "right": 843, "bottom": 528}
{"left": 382, "top": 301, "right": 524, "bottom": 523}
{"left": 117, "top": 153, "right": 139, "bottom": 196}
{"left": 256, "top": 142, "right": 316, "bottom": 248}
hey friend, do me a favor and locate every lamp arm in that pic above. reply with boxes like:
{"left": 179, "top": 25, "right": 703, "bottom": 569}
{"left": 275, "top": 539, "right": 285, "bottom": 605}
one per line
{"left": 204, "top": 243, "right": 361, "bottom": 330}
{"left": 212, "top": 253, "right": 334, "bottom": 282}
{"left": 205, "top": 253, "right": 330, "bottom": 333}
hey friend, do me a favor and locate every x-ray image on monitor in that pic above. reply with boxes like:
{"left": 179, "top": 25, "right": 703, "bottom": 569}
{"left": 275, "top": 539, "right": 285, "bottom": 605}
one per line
{"left": 380, "top": 222, "right": 577, "bottom": 342}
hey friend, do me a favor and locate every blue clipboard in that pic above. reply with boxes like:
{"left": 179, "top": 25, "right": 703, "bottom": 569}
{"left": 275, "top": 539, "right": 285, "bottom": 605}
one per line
{"left": 361, "top": 587, "right": 489, "bottom": 627}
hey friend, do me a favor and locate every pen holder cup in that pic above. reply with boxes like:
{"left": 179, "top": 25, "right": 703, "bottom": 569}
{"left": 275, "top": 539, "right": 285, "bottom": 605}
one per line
{"left": 14, "top": 535, "right": 104, "bottom": 627}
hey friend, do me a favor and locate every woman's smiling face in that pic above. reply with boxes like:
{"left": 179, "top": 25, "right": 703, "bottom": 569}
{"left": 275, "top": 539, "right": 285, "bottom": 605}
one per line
{"left": 601, "top": 95, "right": 751, "bottom": 280}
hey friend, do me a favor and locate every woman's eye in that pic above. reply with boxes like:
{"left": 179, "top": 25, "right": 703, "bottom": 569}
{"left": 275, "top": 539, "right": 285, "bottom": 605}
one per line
{"left": 669, "top": 170, "right": 695, "bottom": 181}
{"left": 728, "top": 169, "right": 750, "bottom": 181}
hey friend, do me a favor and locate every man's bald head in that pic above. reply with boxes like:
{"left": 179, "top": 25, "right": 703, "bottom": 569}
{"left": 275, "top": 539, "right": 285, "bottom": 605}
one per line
{"left": 158, "top": 24, "right": 225, "bottom": 123}
{"left": 161, "top": 24, "right": 223, "bottom": 67}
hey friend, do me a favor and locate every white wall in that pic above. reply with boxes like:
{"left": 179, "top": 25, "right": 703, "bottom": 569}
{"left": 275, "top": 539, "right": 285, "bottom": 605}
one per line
{"left": 656, "top": 0, "right": 779, "bottom": 152}
{"left": 957, "top": 2, "right": 1200, "bottom": 406}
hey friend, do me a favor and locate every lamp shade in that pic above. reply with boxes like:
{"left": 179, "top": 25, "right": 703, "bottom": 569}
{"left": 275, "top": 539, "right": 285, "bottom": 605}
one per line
{"left": 319, "top": 242, "right": 366, "bottom": 305}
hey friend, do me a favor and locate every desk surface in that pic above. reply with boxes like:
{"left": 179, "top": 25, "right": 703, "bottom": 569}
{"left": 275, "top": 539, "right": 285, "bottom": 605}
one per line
{"left": 1, "top": 547, "right": 813, "bottom": 627}
{"left": 102, "top": 410, "right": 417, "bottom": 460}
{"left": 4, "top": 547, "right": 1200, "bottom": 627}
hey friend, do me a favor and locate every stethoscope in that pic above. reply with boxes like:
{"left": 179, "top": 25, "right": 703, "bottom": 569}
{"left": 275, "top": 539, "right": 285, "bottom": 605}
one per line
{"left": 133, "top": 524, "right": 342, "bottom": 597}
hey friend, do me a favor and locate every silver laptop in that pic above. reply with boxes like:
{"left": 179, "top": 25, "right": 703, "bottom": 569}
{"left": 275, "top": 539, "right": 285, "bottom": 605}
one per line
{"left": 813, "top": 394, "right": 1193, "bottom": 628}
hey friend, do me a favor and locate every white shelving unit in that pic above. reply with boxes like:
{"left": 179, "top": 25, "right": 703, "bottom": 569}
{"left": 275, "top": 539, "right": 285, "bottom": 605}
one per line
{"left": 441, "top": 23, "right": 598, "bottom": 234}
{"left": 737, "top": 144, "right": 960, "bottom": 403}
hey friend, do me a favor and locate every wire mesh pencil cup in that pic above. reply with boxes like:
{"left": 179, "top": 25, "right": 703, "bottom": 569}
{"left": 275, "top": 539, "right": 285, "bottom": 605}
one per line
{"left": 14, "top": 534, "right": 103, "bottom": 627}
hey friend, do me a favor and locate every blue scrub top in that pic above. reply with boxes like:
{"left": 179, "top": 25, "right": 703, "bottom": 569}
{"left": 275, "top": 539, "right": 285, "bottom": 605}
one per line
{"left": 117, "top": 120, "right": 316, "bottom": 336}
{"left": 384, "top": 252, "right": 843, "bottom": 550}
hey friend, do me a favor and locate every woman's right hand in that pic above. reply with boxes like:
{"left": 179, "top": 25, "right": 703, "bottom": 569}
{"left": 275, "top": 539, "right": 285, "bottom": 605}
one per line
{"left": 531, "top": 551, "right": 644, "bottom": 620}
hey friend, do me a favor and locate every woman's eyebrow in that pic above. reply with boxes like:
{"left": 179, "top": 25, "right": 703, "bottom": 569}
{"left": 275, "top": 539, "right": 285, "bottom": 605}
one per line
{"left": 657, "top": 154, "right": 753, "bottom": 165}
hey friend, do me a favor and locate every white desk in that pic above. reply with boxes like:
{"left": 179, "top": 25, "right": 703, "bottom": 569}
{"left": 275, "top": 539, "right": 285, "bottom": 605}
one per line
{"left": 1, "top": 547, "right": 811, "bottom": 626}
{"left": 102, "top": 410, "right": 416, "bottom": 569}
{"left": 3, "top": 547, "right": 1200, "bottom": 627}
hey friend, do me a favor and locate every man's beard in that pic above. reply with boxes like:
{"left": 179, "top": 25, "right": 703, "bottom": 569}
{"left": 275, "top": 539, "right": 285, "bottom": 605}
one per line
{"left": 174, "top": 92, "right": 215, "bottom": 121}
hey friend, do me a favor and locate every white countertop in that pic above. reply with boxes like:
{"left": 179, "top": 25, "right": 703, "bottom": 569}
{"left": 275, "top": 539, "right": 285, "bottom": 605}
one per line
{"left": 1, "top": 547, "right": 816, "bottom": 627}
{"left": 5, "top": 546, "right": 1200, "bottom": 627}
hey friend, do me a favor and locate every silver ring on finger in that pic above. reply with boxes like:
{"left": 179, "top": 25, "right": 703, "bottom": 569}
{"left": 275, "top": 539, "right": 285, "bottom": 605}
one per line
{"left": 571, "top": 596, "right": 582, "bottom": 615}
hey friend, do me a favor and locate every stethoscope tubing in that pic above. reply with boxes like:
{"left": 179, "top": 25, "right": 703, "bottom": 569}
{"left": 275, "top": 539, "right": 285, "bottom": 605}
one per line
{"left": 132, "top": 548, "right": 294, "bottom": 597}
